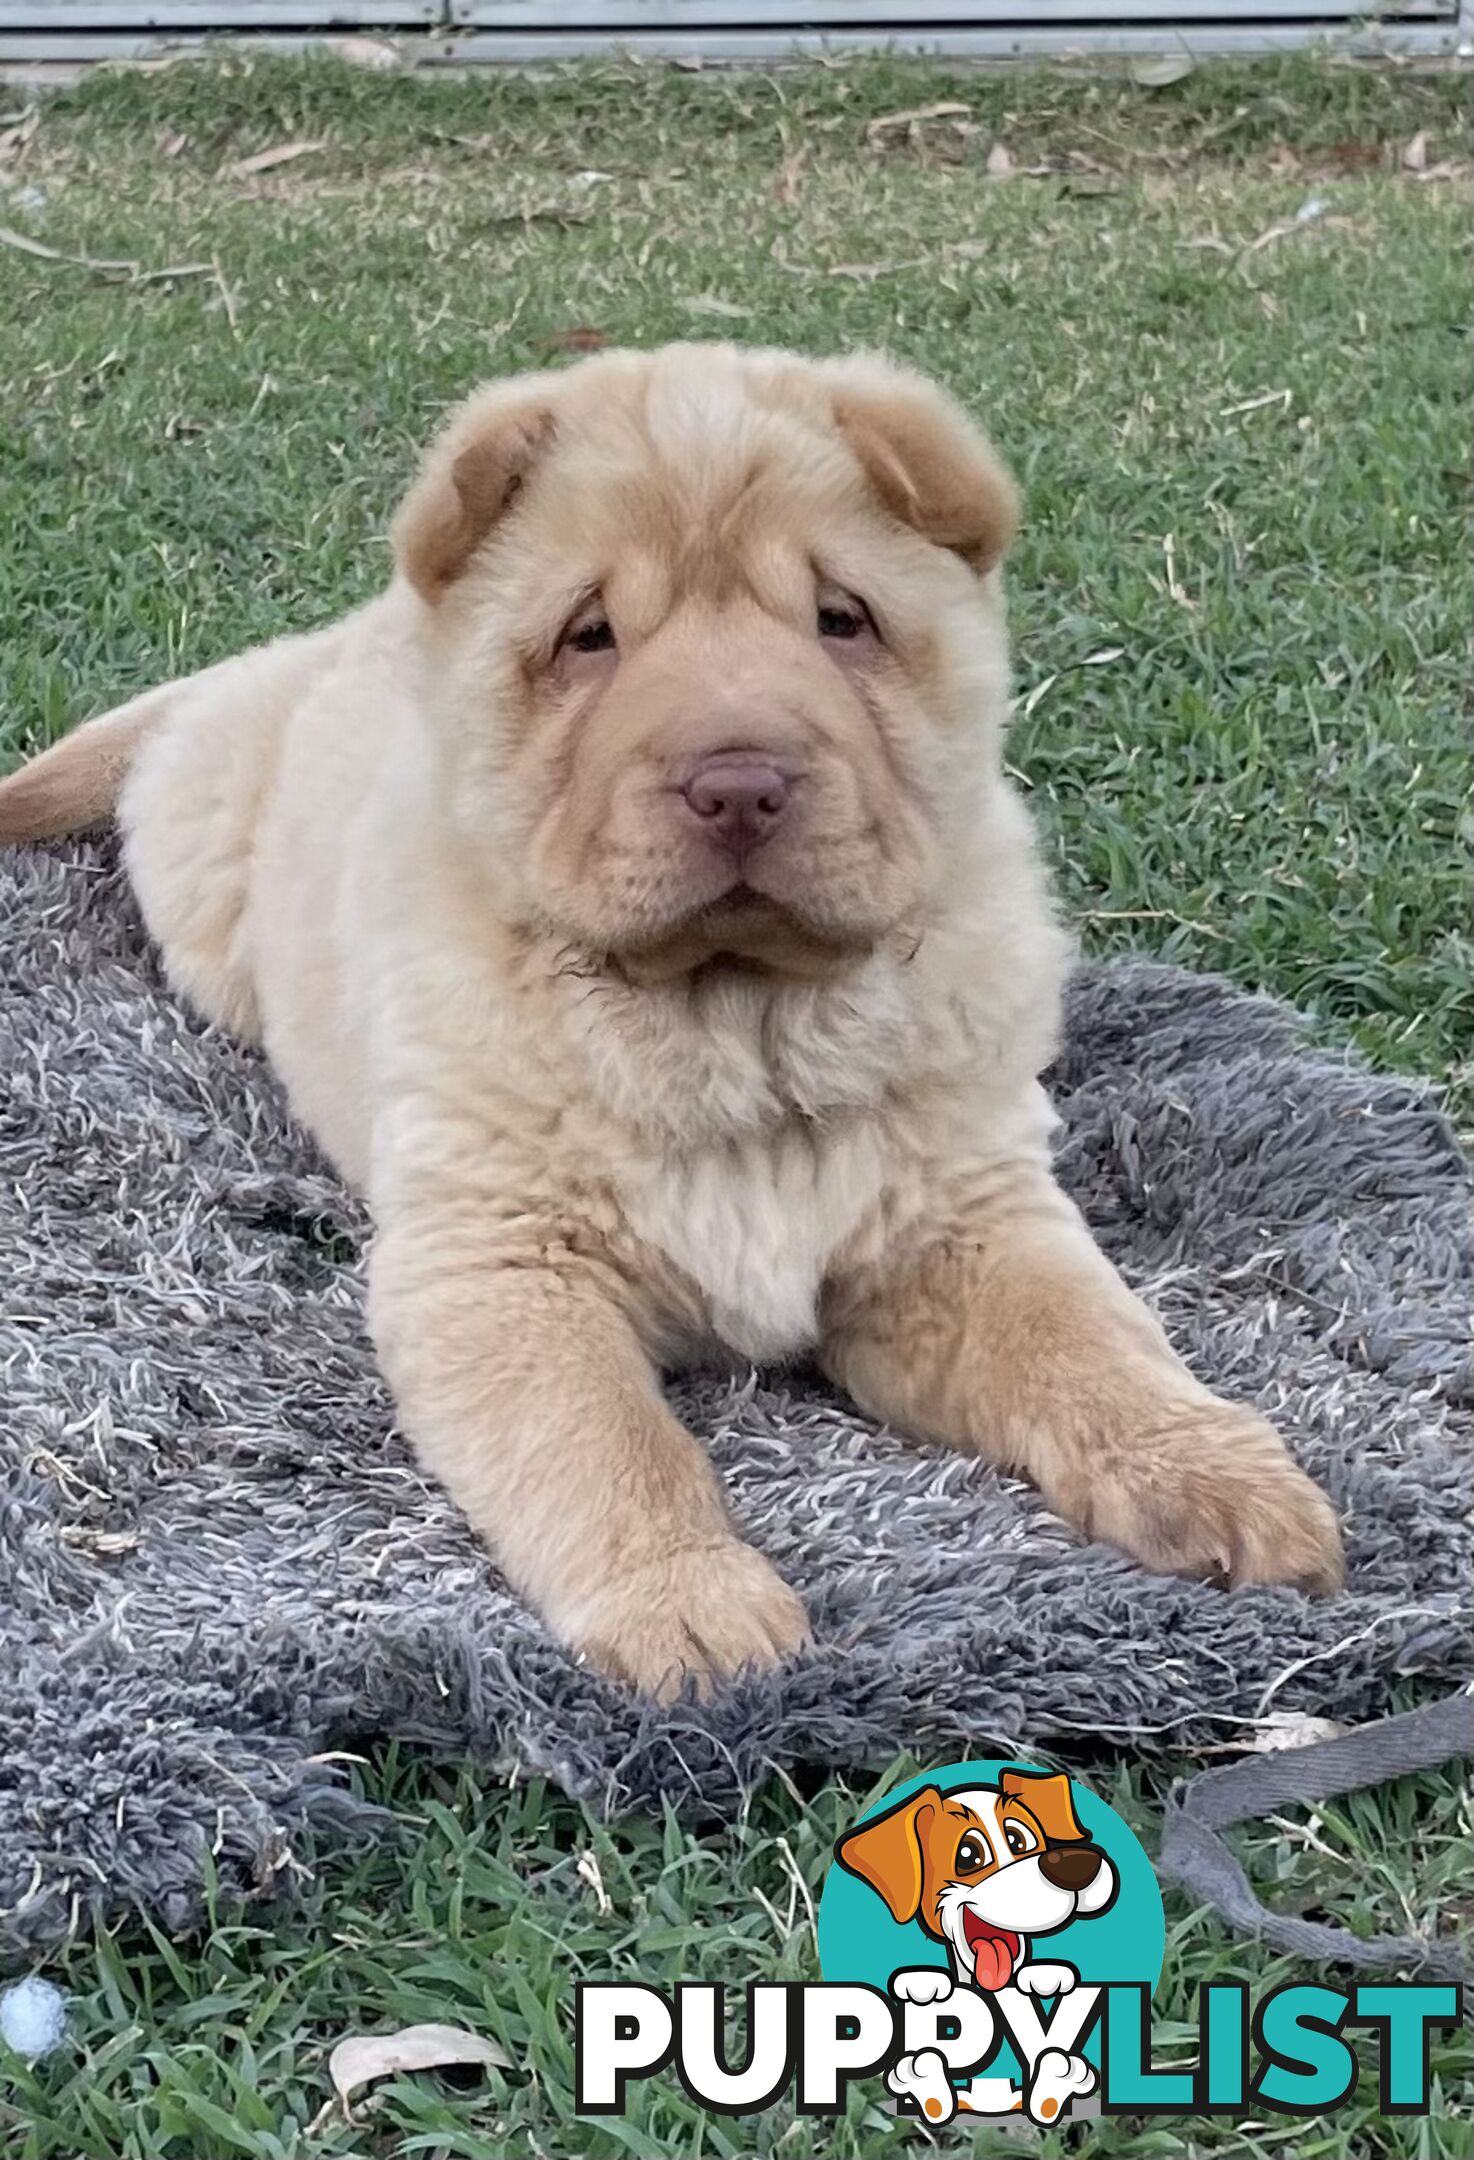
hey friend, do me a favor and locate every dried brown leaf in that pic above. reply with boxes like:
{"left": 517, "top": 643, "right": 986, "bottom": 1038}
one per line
{"left": 328, "top": 2023, "right": 509, "bottom": 2120}
{"left": 1162, "top": 532, "right": 1196, "bottom": 611}
{"left": 1245, "top": 196, "right": 1332, "bottom": 254}
{"left": 537, "top": 325, "right": 609, "bottom": 353}
{"left": 1219, "top": 388, "right": 1292, "bottom": 419}
{"left": 1129, "top": 55, "right": 1194, "bottom": 87}
{"left": 773, "top": 149, "right": 805, "bottom": 208}
{"left": 1324, "top": 137, "right": 1382, "bottom": 173}
{"left": 866, "top": 101, "right": 971, "bottom": 148}
{"left": 0, "top": 108, "right": 38, "bottom": 162}
{"left": 227, "top": 138, "right": 324, "bottom": 180}
{"left": 678, "top": 293, "right": 751, "bottom": 319}
{"left": 325, "top": 34, "right": 400, "bottom": 71}
{"left": 825, "top": 258, "right": 924, "bottom": 281}
{"left": 1243, "top": 1713, "right": 1349, "bottom": 1752}
{"left": 577, "top": 1849, "right": 612, "bottom": 1914}
{"left": 476, "top": 203, "right": 591, "bottom": 229}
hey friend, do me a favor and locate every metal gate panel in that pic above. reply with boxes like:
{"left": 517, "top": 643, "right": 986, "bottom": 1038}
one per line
{"left": 433, "top": 21, "right": 1468, "bottom": 52}
{"left": 451, "top": 0, "right": 1455, "bottom": 22}
{"left": 0, "top": 0, "right": 1465, "bottom": 61}
{"left": 0, "top": 3, "right": 438, "bottom": 24}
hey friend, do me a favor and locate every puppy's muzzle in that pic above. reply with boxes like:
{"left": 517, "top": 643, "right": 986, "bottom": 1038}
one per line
{"left": 1039, "top": 1845, "right": 1104, "bottom": 1894}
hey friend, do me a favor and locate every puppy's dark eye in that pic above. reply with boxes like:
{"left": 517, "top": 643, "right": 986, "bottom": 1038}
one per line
{"left": 1003, "top": 1821, "right": 1038, "bottom": 1858}
{"left": 818, "top": 601, "right": 868, "bottom": 641}
{"left": 568, "top": 616, "right": 615, "bottom": 655}
{"left": 955, "top": 1834, "right": 991, "bottom": 1876}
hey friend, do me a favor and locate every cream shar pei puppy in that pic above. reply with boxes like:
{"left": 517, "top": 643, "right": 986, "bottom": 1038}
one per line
{"left": 0, "top": 344, "right": 1342, "bottom": 1695}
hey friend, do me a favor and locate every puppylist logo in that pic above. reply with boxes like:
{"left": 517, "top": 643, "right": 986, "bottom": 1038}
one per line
{"left": 826, "top": 1763, "right": 1131, "bottom": 2123}
{"left": 576, "top": 1758, "right": 1460, "bottom": 2124}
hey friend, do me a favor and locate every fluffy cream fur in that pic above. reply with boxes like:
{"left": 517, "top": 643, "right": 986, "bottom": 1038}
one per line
{"left": 0, "top": 344, "right": 1342, "bottom": 1696}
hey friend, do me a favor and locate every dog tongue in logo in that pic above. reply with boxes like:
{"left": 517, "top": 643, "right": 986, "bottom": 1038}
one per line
{"left": 962, "top": 1911, "right": 1021, "bottom": 1990}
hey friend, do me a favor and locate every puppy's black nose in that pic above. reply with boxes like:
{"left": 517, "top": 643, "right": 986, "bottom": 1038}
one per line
{"left": 1039, "top": 1845, "right": 1103, "bottom": 1893}
{"left": 682, "top": 754, "right": 792, "bottom": 856}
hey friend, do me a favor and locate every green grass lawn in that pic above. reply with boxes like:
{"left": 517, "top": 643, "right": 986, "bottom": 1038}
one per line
{"left": 0, "top": 50, "right": 1468, "bottom": 2159}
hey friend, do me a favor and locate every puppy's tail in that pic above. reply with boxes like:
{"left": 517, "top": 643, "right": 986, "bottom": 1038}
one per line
{"left": 0, "top": 688, "right": 167, "bottom": 843}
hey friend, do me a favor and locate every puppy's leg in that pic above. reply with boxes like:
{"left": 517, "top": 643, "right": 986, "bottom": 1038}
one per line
{"left": 823, "top": 1165, "right": 1342, "bottom": 1592}
{"left": 370, "top": 1213, "right": 809, "bottom": 1698}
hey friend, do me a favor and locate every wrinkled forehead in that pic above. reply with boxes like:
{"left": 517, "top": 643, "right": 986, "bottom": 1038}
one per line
{"left": 564, "top": 342, "right": 845, "bottom": 483}
{"left": 521, "top": 353, "right": 872, "bottom": 612}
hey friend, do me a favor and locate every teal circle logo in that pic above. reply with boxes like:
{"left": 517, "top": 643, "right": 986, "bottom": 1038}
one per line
{"left": 817, "top": 1760, "right": 1163, "bottom": 2125}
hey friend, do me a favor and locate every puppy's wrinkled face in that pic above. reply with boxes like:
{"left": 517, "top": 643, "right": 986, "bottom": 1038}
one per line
{"left": 394, "top": 344, "right": 1019, "bottom": 980}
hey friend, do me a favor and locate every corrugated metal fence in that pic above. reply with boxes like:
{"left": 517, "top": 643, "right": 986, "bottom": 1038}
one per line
{"left": 0, "top": 0, "right": 1468, "bottom": 64}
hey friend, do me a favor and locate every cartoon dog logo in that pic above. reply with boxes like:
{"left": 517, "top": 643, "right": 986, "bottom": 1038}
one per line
{"left": 836, "top": 1768, "right": 1117, "bottom": 2124}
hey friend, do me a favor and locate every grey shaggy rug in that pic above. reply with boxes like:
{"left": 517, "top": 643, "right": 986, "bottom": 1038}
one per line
{"left": 1, "top": 839, "right": 1469, "bottom": 1958}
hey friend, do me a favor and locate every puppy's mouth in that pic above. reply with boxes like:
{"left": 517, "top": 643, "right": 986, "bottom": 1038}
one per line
{"left": 699, "top": 880, "right": 767, "bottom": 916}
{"left": 617, "top": 884, "right": 871, "bottom": 986}
{"left": 960, "top": 1911, "right": 1022, "bottom": 1991}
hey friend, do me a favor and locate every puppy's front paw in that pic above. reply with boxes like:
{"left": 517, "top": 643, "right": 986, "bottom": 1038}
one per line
{"left": 1077, "top": 1403, "right": 1343, "bottom": 1595}
{"left": 567, "top": 1537, "right": 810, "bottom": 1701}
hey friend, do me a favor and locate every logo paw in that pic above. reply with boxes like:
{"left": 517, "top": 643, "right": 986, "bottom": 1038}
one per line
{"left": 887, "top": 2047, "right": 957, "bottom": 2124}
{"left": 1012, "top": 1961, "right": 1077, "bottom": 1998}
{"left": 1027, "top": 2046, "right": 1097, "bottom": 2125}
{"left": 890, "top": 1966, "right": 954, "bottom": 2006}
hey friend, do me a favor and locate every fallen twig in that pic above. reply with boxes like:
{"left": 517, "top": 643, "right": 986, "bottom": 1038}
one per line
{"left": 226, "top": 137, "right": 323, "bottom": 180}
{"left": 211, "top": 254, "right": 240, "bottom": 333}
{"left": 0, "top": 224, "right": 217, "bottom": 290}
{"left": 129, "top": 260, "right": 215, "bottom": 286}
{"left": 0, "top": 225, "right": 134, "bottom": 273}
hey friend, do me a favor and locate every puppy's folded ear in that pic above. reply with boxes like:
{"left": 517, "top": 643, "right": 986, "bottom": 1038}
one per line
{"left": 1000, "top": 1769, "right": 1087, "bottom": 1844}
{"left": 826, "top": 358, "right": 1019, "bottom": 575}
{"left": 835, "top": 1785, "right": 942, "bottom": 1925}
{"left": 393, "top": 383, "right": 556, "bottom": 601}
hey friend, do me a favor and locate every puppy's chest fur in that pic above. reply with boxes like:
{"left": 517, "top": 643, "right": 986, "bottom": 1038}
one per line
{"left": 562, "top": 956, "right": 950, "bottom": 1363}
{"left": 621, "top": 1119, "right": 889, "bottom": 1363}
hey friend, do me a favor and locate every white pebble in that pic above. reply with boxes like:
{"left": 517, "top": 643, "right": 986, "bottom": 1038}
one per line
{"left": 0, "top": 1977, "right": 68, "bottom": 2060}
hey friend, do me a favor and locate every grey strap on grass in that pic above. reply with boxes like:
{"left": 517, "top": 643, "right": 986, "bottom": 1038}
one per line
{"left": 1158, "top": 1691, "right": 1473, "bottom": 1988}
